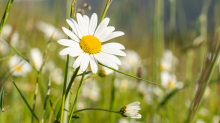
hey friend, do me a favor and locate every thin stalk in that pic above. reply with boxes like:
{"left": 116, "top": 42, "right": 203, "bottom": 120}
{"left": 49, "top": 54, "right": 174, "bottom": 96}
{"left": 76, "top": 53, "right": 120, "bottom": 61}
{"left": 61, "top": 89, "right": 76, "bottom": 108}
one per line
{"left": 68, "top": 71, "right": 86, "bottom": 123}
{"left": 60, "top": 55, "right": 70, "bottom": 123}
{"left": 0, "top": 0, "right": 14, "bottom": 34}
{"left": 31, "top": 33, "right": 53, "bottom": 123}
{"left": 41, "top": 80, "right": 52, "bottom": 123}
{"left": 101, "top": 0, "right": 113, "bottom": 21}
{"left": 99, "top": 63, "right": 164, "bottom": 87}
{"left": 109, "top": 72, "right": 116, "bottom": 123}
{"left": 73, "top": 108, "right": 120, "bottom": 114}
{"left": 186, "top": 44, "right": 220, "bottom": 122}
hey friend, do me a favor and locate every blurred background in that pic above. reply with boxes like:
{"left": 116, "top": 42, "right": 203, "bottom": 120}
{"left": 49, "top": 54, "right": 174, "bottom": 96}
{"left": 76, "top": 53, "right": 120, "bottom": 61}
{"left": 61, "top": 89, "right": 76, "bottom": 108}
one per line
{"left": 0, "top": 0, "right": 220, "bottom": 122}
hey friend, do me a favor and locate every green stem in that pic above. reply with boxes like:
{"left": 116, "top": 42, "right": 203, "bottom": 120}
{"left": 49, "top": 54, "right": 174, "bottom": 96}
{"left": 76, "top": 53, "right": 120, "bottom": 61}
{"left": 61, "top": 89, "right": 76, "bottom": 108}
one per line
{"left": 99, "top": 63, "right": 163, "bottom": 87}
{"left": 101, "top": 0, "right": 113, "bottom": 21}
{"left": 73, "top": 108, "right": 121, "bottom": 114}
{"left": 0, "top": 0, "right": 14, "bottom": 34}
{"left": 109, "top": 72, "right": 115, "bottom": 123}
{"left": 0, "top": 55, "right": 14, "bottom": 61}
{"left": 68, "top": 71, "right": 86, "bottom": 123}
{"left": 60, "top": 55, "right": 70, "bottom": 123}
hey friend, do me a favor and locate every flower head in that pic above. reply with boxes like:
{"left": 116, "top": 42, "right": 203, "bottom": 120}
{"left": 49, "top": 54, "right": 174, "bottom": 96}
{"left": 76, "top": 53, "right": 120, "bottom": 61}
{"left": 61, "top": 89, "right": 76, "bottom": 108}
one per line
{"left": 58, "top": 13, "right": 125, "bottom": 74}
{"left": 160, "top": 50, "right": 178, "bottom": 71}
{"left": 9, "top": 56, "right": 31, "bottom": 76}
{"left": 30, "top": 48, "right": 43, "bottom": 71}
{"left": 120, "top": 101, "right": 141, "bottom": 119}
{"left": 161, "top": 71, "right": 183, "bottom": 90}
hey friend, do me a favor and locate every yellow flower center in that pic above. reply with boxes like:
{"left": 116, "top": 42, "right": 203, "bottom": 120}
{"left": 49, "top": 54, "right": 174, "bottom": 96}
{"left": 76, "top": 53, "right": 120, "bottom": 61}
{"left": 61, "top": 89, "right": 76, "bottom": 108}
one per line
{"left": 168, "top": 81, "right": 176, "bottom": 89}
{"left": 13, "top": 64, "right": 22, "bottom": 72}
{"left": 79, "top": 35, "right": 101, "bottom": 54}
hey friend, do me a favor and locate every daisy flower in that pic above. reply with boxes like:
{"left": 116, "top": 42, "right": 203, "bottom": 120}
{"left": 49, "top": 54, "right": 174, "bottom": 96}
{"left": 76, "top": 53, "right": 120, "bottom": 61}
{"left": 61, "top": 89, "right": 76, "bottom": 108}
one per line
{"left": 120, "top": 101, "right": 142, "bottom": 119}
{"left": 58, "top": 13, "right": 125, "bottom": 74}
{"left": 161, "top": 71, "right": 183, "bottom": 90}
{"left": 30, "top": 48, "right": 43, "bottom": 71}
{"left": 9, "top": 56, "right": 32, "bottom": 76}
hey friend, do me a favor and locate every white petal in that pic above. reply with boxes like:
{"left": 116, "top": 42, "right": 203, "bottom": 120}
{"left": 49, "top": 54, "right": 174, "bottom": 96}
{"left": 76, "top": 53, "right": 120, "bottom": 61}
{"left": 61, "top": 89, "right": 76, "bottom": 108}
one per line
{"left": 94, "top": 53, "right": 118, "bottom": 69}
{"left": 101, "top": 49, "right": 126, "bottom": 56}
{"left": 99, "top": 52, "right": 121, "bottom": 65}
{"left": 127, "top": 101, "right": 140, "bottom": 106}
{"left": 73, "top": 53, "right": 85, "bottom": 68}
{"left": 59, "top": 47, "right": 74, "bottom": 55}
{"left": 71, "top": 18, "right": 83, "bottom": 39}
{"left": 77, "top": 13, "right": 86, "bottom": 36}
{"left": 100, "top": 31, "right": 124, "bottom": 42}
{"left": 89, "top": 55, "right": 98, "bottom": 74}
{"left": 102, "top": 42, "right": 125, "bottom": 50}
{"left": 69, "top": 48, "right": 84, "bottom": 57}
{"left": 80, "top": 53, "right": 90, "bottom": 72}
{"left": 57, "top": 39, "right": 79, "bottom": 47}
{"left": 66, "top": 18, "right": 78, "bottom": 36}
{"left": 131, "top": 114, "right": 142, "bottom": 119}
{"left": 83, "top": 15, "right": 90, "bottom": 35}
{"left": 96, "top": 26, "right": 115, "bottom": 39}
{"left": 89, "top": 13, "right": 98, "bottom": 35}
{"left": 94, "top": 18, "right": 110, "bottom": 37}
{"left": 62, "top": 27, "right": 80, "bottom": 42}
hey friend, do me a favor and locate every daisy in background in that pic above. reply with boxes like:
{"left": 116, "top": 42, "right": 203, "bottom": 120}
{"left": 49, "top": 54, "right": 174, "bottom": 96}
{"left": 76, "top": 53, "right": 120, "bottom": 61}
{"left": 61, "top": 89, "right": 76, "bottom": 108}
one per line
{"left": 30, "top": 48, "right": 43, "bottom": 71}
{"left": 36, "top": 21, "right": 65, "bottom": 40}
{"left": 1, "top": 24, "right": 19, "bottom": 47}
{"left": 120, "top": 50, "right": 141, "bottom": 71}
{"left": 160, "top": 50, "right": 178, "bottom": 72}
{"left": 8, "top": 56, "right": 32, "bottom": 76}
{"left": 161, "top": 71, "right": 184, "bottom": 90}
{"left": 0, "top": 38, "right": 9, "bottom": 55}
{"left": 98, "top": 66, "right": 113, "bottom": 77}
{"left": 58, "top": 13, "right": 125, "bottom": 74}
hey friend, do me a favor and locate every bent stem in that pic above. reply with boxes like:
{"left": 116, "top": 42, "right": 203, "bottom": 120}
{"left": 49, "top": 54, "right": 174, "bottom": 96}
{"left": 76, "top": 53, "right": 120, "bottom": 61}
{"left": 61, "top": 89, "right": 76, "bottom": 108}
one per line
{"left": 99, "top": 63, "right": 164, "bottom": 87}
{"left": 68, "top": 71, "right": 86, "bottom": 123}
{"left": 73, "top": 108, "right": 121, "bottom": 114}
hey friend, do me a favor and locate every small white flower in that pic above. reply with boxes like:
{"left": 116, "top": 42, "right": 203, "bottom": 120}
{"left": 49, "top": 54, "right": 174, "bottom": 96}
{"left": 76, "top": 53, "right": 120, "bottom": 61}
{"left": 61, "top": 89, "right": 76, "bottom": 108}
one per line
{"left": 81, "top": 81, "right": 100, "bottom": 101}
{"left": 50, "top": 68, "right": 64, "bottom": 85}
{"left": 0, "top": 38, "right": 9, "bottom": 55}
{"left": 120, "top": 50, "right": 141, "bottom": 71}
{"left": 98, "top": 66, "right": 114, "bottom": 77}
{"left": 58, "top": 13, "right": 125, "bottom": 74}
{"left": 120, "top": 101, "right": 142, "bottom": 119}
{"left": 1, "top": 24, "right": 19, "bottom": 47}
{"left": 36, "top": 21, "right": 65, "bottom": 40}
{"left": 30, "top": 48, "right": 43, "bottom": 70}
{"left": 161, "top": 71, "right": 183, "bottom": 89}
{"left": 9, "top": 56, "right": 32, "bottom": 76}
{"left": 160, "top": 50, "right": 178, "bottom": 71}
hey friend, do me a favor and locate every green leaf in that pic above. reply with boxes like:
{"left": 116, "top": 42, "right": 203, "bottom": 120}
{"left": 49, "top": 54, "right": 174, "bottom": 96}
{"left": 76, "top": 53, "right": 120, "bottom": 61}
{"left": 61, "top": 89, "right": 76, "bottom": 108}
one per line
{"left": 0, "top": 0, "right": 14, "bottom": 34}
{"left": 0, "top": 87, "right": 4, "bottom": 115}
{"left": 77, "top": 71, "right": 91, "bottom": 76}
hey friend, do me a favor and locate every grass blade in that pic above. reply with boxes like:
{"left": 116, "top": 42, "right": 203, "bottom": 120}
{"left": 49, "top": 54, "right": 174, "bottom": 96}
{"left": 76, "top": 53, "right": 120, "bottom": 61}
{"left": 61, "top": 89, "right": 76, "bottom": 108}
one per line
{"left": 12, "top": 81, "right": 40, "bottom": 123}
{"left": 0, "top": 0, "right": 14, "bottom": 34}
{"left": 0, "top": 87, "right": 4, "bottom": 115}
